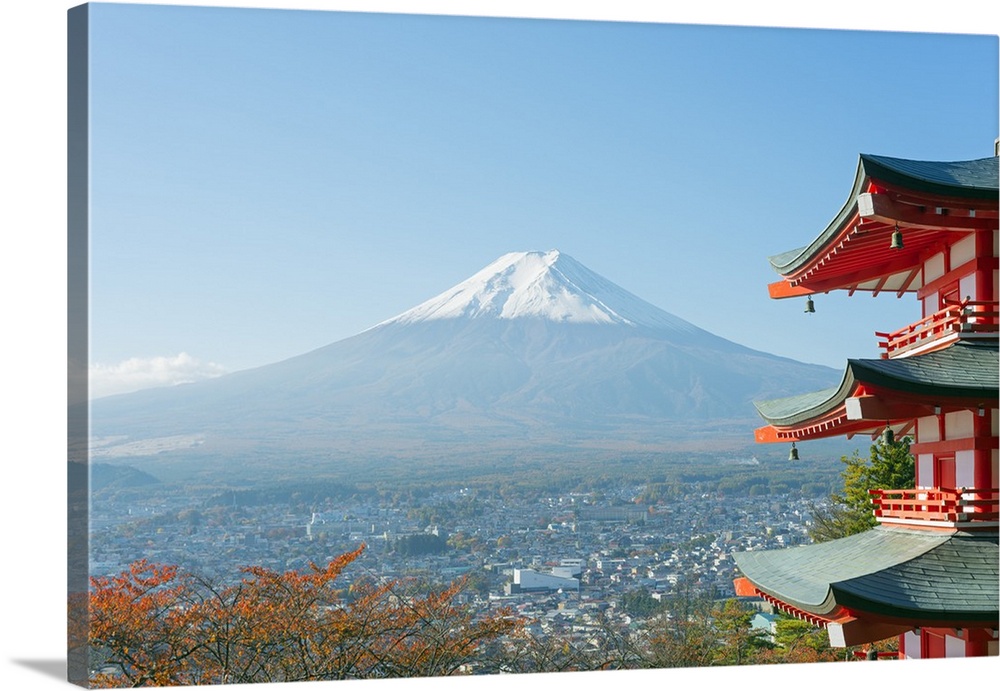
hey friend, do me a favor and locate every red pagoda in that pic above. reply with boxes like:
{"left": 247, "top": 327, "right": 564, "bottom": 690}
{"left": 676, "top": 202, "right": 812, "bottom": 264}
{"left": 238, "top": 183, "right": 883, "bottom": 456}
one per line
{"left": 733, "top": 148, "right": 999, "bottom": 659}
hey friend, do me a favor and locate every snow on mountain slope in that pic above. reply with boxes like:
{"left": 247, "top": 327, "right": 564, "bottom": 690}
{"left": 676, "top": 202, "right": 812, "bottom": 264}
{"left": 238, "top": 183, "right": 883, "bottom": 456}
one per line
{"left": 88, "top": 249, "right": 840, "bottom": 473}
{"left": 379, "top": 250, "right": 702, "bottom": 335}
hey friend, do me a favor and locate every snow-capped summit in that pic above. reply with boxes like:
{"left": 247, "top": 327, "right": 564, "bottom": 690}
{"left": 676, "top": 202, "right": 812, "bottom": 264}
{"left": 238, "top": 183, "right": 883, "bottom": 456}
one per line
{"left": 381, "top": 250, "right": 699, "bottom": 334}
{"left": 90, "top": 249, "right": 840, "bottom": 477}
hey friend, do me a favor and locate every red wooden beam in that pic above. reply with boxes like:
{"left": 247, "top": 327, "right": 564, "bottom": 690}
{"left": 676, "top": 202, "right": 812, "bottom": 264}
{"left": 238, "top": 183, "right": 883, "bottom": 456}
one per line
{"left": 873, "top": 183, "right": 1000, "bottom": 216}
{"left": 844, "top": 395, "right": 935, "bottom": 421}
{"left": 916, "top": 256, "right": 999, "bottom": 300}
{"left": 910, "top": 436, "right": 1000, "bottom": 456}
{"left": 858, "top": 192, "right": 999, "bottom": 231}
{"left": 896, "top": 266, "right": 921, "bottom": 297}
{"left": 827, "top": 616, "right": 913, "bottom": 648}
{"left": 767, "top": 281, "right": 815, "bottom": 299}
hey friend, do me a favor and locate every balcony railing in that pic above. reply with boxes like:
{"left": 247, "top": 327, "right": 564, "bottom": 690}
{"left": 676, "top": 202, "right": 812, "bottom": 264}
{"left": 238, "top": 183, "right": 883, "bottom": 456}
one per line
{"left": 876, "top": 299, "right": 999, "bottom": 358}
{"left": 869, "top": 487, "right": 999, "bottom": 528}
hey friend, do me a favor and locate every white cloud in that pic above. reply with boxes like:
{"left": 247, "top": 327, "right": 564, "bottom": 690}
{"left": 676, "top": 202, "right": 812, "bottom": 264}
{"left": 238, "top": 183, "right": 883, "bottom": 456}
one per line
{"left": 89, "top": 353, "right": 227, "bottom": 399}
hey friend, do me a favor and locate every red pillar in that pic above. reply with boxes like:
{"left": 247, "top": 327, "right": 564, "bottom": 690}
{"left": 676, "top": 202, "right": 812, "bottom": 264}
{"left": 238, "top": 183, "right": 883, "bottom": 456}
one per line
{"left": 974, "top": 229, "right": 995, "bottom": 303}
{"left": 972, "top": 408, "right": 994, "bottom": 491}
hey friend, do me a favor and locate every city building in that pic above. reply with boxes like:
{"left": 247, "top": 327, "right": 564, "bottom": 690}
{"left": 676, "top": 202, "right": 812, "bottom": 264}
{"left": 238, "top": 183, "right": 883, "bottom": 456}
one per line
{"left": 733, "top": 148, "right": 999, "bottom": 659}
{"left": 505, "top": 567, "right": 581, "bottom": 595}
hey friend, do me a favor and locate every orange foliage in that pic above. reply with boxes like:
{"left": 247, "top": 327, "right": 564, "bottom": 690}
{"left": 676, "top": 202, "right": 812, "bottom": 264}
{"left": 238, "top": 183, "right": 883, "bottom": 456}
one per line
{"left": 87, "top": 545, "right": 522, "bottom": 687}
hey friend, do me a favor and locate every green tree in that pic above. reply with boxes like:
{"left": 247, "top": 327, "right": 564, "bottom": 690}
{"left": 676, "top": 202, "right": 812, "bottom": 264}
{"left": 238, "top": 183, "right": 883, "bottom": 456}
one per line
{"left": 773, "top": 617, "right": 832, "bottom": 655}
{"left": 710, "top": 599, "right": 774, "bottom": 666}
{"left": 809, "top": 434, "right": 914, "bottom": 543}
{"left": 619, "top": 590, "right": 664, "bottom": 618}
{"left": 394, "top": 533, "right": 449, "bottom": 556}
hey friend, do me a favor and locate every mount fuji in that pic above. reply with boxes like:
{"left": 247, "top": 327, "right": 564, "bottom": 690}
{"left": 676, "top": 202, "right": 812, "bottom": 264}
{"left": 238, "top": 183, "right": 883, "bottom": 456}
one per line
{"left": 88, "top": 250, "right": 838, "bottom": 475}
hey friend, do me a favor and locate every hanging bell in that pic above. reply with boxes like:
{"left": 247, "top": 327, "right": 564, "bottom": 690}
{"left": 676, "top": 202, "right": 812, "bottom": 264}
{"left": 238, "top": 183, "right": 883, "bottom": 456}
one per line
{"left": 804, "top": 296, "right": 815, "bottom": 314}
{"left": 881, "top": 425, "right": 894, "bottom": 445}
{"left": 890, "top": 224, "right": 904, "bottom": 250}
{"left": 788, "top": 442, "right": 799, "bottom": 461}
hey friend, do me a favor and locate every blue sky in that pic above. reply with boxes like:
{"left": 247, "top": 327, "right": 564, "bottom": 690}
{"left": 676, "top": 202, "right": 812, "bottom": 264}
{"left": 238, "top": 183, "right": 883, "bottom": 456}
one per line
{"left": 77, "top": 2, "right": 999, "bottom": 397}
{"left": 78, "top": 3, "right": 998, "bottom": 396}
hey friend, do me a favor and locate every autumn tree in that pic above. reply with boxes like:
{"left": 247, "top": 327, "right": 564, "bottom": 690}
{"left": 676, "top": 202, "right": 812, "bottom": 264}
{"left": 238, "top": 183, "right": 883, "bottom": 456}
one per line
{"left": 88, "top": 545, "right": 522, "bottom": 687}
{"left": 89, "top": 560, "right": 203, "bottom": 686}
{"left": 639, "top": 590, "right": 718, "bottom": 669}
{"left": 89, "top": 554, "right": 867, "bottom": 686}
{"left": 498, "top": 628, "right": 583, "bottom": 673}
{"left": 761, "top": 616, "right": 840, "bottom": 664}
{"left": 333, "top": 575, "right": 521, "bottom": 678}
{"left": 499, "top": 614, "right": 644, "bottom": 674}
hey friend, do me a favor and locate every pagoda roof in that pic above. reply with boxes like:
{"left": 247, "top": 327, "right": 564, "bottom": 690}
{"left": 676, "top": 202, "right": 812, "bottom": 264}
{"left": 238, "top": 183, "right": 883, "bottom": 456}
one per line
{"left": 854, "top": 154, "right": 999, "bottom": 200}
{"left": 733, "top": 526, "right": 999, "bottom": 625}
{"left": 767, "top": 154, "right": 999, "bottom": 299}
{"left": 753, "top": 340, "right": 997, "bottom": 441}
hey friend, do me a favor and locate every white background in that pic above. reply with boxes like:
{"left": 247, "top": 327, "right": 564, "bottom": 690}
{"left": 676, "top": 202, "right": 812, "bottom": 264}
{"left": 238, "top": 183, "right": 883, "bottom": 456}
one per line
{"left": 1, "top": 2, "right": 997, "bottom": 690}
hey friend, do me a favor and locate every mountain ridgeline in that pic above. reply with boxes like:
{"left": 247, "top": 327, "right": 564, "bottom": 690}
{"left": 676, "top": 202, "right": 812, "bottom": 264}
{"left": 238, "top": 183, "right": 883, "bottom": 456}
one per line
{"left": 88, "top": 251, "right": 838, "bottom": 476}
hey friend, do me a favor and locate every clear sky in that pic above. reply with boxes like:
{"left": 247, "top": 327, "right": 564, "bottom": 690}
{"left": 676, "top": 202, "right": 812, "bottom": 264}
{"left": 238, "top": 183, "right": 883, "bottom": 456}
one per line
{"left": 81, "top": 3, "right": 998, "bottom": 397}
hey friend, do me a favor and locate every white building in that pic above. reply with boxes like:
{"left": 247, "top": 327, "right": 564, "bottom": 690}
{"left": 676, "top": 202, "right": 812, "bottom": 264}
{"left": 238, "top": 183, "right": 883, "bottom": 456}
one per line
{"left": 505, "top": 568, "right": 580, "bottom": 594}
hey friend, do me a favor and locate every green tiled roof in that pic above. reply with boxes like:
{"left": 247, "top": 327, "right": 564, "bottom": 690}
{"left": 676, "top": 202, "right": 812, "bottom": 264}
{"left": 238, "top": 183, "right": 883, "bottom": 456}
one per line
{"left": 754, "top": 341, "right": 998, "bottom": 427}
{"left": 850, "top": 340, "right": 998, "bottom": 398}
{"left": 754, "top": 383, "right": 849, "bottom": 426}
{"left": 861, "top": 154, "right": 999, "bottom": 200}
{"left": 768, "top": 154, "right": 999, "bottom": 275}
{"left": 733, "top": 527, "right": 999, "bottom": 623}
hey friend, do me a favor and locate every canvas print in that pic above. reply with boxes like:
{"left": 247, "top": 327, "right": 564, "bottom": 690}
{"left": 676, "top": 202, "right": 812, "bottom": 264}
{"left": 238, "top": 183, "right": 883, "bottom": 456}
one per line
{"left": 67, "top": 2, "right": 999, "bottom": 688}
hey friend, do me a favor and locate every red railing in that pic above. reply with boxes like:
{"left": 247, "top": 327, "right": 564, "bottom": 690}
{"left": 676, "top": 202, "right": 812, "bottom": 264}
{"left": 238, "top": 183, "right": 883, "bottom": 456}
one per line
{"left": 876, "top": 299, "right": 999, "bottom": 358}
{"left": 869, "top": 487, "right": 999, "bottom": 527}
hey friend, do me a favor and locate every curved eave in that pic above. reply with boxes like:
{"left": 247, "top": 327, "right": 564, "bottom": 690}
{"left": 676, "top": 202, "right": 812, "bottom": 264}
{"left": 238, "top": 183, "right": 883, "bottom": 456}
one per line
{"left": 861, "top": 154, "right": 1000, "bottom": 201}
{"left": 733, "top": 527, "right": 999, "bottom": 625}
{"left": 767, "top": 154, "right": 999, "bottom": 297}
{"left": 753, "top": 341, "right": 998, "bottom": 441}
{"left": 753, "top": 371, "right": 856, "bottom": 429}
{"left": 769, "top": 156, "right": 869, "bottom": 276}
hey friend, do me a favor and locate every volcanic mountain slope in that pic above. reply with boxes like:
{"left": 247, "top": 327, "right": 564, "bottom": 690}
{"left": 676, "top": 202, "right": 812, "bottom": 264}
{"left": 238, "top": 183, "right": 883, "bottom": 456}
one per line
{"left": 89, "top": 250, "right": 839, "bottom": 465}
